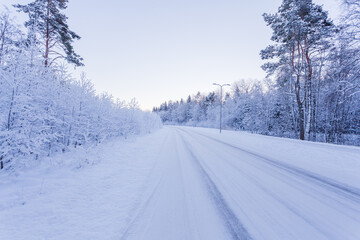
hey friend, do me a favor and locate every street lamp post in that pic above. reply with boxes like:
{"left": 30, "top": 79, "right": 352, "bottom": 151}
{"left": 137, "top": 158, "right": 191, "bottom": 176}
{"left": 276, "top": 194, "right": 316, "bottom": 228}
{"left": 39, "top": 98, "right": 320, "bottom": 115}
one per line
{"left": 213, "top": 83, "right": 230, "bottom": 133}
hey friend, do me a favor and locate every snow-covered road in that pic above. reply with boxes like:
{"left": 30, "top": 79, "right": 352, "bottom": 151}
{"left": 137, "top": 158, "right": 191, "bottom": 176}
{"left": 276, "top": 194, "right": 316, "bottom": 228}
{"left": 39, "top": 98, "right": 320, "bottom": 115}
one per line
{"left": 1, "top": 126, "right": 360, "bottom": 239}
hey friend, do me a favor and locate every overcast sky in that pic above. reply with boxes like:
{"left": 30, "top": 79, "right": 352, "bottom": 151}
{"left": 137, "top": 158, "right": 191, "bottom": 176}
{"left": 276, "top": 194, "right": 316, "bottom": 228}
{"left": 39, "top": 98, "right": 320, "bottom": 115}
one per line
{"left": 2, "top": 0, "right": 341, "bottom": 110}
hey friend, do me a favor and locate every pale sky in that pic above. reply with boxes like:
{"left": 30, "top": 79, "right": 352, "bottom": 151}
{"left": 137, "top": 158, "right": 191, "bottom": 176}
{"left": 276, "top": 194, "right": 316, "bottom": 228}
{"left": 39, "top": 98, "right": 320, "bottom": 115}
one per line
{"left": 2, "top": 0, "right": 341, "bottom": 110}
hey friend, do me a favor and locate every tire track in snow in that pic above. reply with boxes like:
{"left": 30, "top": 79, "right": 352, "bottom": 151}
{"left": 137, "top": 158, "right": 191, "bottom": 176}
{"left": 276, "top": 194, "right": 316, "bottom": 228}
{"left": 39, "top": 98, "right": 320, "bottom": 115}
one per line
{"left": 173, "top": 133, "right": 201, "bottom": 240}
{"left": 177, "top": 128, "right": 342, "bottom": 239}
{"left": 119, "top": 176, "right": 164, "bottom": 240}
{"left": 180, "top": 128, "right": 360, "bottom": 203}
{"left": 177, "top": 131, "right": 252, "bottom": 240}
{"left": 119, "top": 131, "right": 171, "bottom": 240}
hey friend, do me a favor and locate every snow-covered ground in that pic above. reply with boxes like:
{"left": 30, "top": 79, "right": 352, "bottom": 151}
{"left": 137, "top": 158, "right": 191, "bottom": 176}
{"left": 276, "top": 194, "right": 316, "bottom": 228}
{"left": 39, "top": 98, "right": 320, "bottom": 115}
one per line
{"left": 1, "top": 126, "right": 360, "bottom": 239}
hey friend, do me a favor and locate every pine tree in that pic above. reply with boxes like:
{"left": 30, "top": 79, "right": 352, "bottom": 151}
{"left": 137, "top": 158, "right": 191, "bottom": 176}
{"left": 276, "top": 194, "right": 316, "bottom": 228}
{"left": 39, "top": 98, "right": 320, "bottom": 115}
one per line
{"left": 14, "top": 0, "right": 83, "bottom": 67}
{"left": 260, "top": 0, "right": 334, "bottom": 140}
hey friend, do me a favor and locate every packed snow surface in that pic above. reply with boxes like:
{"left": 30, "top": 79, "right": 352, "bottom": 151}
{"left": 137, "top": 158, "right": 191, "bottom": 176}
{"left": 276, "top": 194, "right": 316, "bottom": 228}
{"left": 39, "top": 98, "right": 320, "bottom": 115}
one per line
{"left": 1, "top": 126, "right": 360, "bottom": 239}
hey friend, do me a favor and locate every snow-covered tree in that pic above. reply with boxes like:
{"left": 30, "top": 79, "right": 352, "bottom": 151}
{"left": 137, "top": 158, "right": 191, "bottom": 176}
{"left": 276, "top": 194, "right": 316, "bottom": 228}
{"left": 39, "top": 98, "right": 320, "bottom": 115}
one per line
{"left": 0, "top": 9, "right": 23, "bottom": 65}
{"left": 0, "top": 7, "right": 161, "bottom": 172}
{"left": 261, "top": 0, "right": 334, "bottom": 140}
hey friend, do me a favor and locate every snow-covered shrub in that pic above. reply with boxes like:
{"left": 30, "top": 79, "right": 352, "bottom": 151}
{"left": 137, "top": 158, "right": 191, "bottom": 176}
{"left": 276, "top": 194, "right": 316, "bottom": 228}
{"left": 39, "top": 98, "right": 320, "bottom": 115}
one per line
{"left": 0, "top": 11, "right": 161, "bottom": 172}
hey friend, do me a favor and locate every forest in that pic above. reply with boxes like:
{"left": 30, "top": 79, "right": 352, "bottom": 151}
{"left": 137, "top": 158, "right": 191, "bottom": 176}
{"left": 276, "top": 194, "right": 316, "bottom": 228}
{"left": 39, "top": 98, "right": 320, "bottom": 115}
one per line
{"left": 0, "top": 1, "right": 161, "bottom": 171}
{"left": 154, "top": 0, "right": 360, "bottom": 146}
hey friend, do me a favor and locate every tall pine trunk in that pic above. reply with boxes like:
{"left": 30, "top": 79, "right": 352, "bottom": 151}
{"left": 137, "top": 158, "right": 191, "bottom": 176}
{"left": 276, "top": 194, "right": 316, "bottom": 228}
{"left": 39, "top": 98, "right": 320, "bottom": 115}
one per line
{"left": 44, "top": 0, "right": 50, "bottom": 67}
{"left": 295, "top": 75, "right": 305, "bottom": 140}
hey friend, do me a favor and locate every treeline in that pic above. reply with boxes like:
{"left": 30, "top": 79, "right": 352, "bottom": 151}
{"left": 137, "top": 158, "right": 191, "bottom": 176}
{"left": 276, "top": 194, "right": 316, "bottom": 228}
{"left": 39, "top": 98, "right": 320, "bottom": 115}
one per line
{"left": 0, "top": 3, "right": 161, "bottom": 171}
{"left": 154, "top": 0, "right": 360, "bottom": 146}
